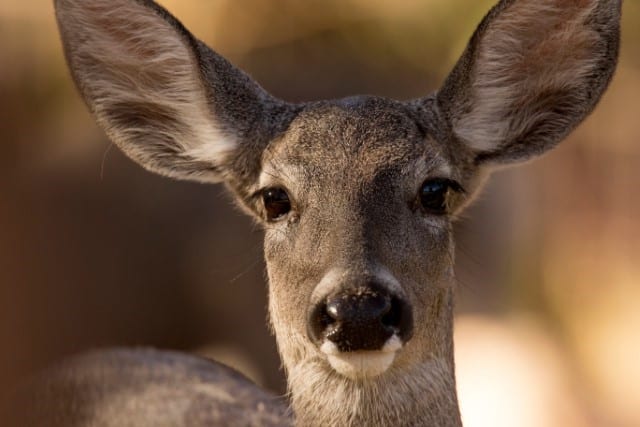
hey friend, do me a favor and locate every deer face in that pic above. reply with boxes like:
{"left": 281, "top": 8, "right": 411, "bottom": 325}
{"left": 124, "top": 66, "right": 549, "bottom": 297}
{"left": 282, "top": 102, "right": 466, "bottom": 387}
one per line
{"left": 257, "top": 98, "right": 470, "bottom": 380}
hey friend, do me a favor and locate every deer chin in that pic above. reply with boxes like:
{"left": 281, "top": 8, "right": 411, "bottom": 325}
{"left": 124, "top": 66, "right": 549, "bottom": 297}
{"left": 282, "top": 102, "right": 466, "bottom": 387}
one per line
{"left": 320, "top": 335, "right": 403, "bottom": 379}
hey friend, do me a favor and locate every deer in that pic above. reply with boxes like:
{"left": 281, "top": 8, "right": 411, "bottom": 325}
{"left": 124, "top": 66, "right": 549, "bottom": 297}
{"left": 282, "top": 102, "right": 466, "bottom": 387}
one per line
{"left": 6, "top": 0, "right": 620, "bottom": 426}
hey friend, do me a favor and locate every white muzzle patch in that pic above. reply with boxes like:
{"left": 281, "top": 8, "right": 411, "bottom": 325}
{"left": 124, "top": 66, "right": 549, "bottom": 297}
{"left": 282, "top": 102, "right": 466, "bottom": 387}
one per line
{"left": 320, "top": 335, "right": 403, "bottom": 379}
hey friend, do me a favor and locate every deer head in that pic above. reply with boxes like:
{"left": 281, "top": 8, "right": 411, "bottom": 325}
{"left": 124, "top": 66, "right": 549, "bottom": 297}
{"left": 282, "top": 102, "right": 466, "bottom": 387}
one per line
{"left": 54, "top": 0, "right": 620, "bottom": 425}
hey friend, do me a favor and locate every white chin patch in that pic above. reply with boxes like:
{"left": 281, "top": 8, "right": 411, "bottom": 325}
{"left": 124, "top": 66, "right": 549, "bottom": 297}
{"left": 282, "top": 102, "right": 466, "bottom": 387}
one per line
{"left": 320, "top": 335, "right": 403, "bottom": 379}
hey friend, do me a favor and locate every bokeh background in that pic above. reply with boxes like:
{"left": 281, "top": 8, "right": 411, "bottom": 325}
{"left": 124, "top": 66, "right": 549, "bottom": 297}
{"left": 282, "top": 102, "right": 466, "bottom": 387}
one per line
{"left": 1, "top": 1, "right": 639, "bottom": 426}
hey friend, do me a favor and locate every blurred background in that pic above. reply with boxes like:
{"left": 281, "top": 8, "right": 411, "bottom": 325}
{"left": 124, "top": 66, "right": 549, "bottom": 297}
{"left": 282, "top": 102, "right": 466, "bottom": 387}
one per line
{"left": 1, "top": 1, "right": 638, "bottom": 426}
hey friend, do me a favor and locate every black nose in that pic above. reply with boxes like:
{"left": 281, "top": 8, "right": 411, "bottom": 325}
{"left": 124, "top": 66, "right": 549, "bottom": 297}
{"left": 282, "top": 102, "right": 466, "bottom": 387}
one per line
{"left": 308, "top": 285, "right": 413, "bottom": 352}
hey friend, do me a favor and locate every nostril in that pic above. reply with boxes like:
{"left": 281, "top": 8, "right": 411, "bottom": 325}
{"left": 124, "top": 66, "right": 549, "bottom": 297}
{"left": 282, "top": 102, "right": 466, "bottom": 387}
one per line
{"left": 308, "top": 302, "right": 335, "bottom": 345}
{"left": 389, "top": 297, "right": 413, "bottom": 343}
{"left": 318, "top": 303, "right": 335, "bottom": 328}
{"left": 381, "top": 297, "right": 402, "bottom": 330}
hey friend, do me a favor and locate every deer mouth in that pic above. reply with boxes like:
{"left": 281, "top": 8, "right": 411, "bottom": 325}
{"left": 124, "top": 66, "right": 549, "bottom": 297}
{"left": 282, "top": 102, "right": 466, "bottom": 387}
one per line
{"left": 320, "top": 335, "right": 403, "bottom": 379}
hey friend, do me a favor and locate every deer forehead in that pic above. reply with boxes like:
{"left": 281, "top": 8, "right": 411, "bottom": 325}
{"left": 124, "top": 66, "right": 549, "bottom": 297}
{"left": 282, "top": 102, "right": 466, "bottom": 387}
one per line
{"left": 259, "top": 99, "right": 453, "bottom": 194}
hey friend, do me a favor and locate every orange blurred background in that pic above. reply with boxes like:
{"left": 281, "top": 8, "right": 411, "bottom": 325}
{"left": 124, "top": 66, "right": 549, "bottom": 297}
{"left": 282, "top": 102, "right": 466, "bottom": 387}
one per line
{"left": 1, "top": 1, "right": 638, "bottom": 426}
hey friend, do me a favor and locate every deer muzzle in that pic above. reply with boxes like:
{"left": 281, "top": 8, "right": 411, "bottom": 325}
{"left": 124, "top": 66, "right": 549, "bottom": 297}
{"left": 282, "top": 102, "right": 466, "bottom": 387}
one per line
{"left": 308, "top": 281, "right": 413, "bottom": 379}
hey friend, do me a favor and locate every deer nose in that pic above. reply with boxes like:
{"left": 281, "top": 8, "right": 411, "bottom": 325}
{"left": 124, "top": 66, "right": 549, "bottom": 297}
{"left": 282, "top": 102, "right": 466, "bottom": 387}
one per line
{"left": 308, "top": 285, "right": 413, "bottom": 352}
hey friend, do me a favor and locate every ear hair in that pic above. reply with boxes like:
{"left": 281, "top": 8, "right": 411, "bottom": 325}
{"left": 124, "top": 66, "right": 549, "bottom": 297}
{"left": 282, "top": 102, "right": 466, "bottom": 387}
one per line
{"left": 435, "top": 0, "right": 621, "bottom": 165}
{"left": 55, "top": 0, "right": 293, "bottom": 184}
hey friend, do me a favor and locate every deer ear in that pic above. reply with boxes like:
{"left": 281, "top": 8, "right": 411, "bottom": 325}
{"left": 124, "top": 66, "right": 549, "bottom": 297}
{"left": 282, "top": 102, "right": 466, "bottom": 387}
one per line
{"left": 434, "top": 0, "right": 621, "bottom": 165}
{"left": 54, "top": 0, "right": 293, "bottom": 184}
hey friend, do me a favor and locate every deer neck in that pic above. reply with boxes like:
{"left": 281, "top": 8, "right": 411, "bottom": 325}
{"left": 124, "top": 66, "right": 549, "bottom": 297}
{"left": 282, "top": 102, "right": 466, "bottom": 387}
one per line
{"left": 289, "top": 359, "right": 460, "bottom": 426}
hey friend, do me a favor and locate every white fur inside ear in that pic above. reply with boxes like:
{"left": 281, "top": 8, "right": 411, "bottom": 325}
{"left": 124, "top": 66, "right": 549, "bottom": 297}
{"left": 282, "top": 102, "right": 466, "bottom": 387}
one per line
{"left": 321, "top": 336, "right": 403, "bottom": 379}
{"left": 454, "top": 0, "right": 601, "bottom": 153}
{"left": 57, "top": 0, "right": 236, "bottom": 182}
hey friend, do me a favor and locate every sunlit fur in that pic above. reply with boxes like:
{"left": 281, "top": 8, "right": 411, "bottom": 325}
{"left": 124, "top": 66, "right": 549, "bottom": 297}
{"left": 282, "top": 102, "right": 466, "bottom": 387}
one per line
{"left": 56, "top": 0, "right": 237, "bottom": 182}
{"left": 455, "top": 0, "right": 603, "bottom": 154}
{"left": 437, "top": 0, "right": 620, "bottom": 165}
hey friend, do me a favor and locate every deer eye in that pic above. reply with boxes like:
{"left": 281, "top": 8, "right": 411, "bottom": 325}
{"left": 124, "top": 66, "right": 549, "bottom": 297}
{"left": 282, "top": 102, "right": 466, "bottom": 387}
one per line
{"left": 262, "top": 187, "right": 291, "bottom": 221}
{"left": 419, "top": 179, "right": 460, "bottom": 215}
